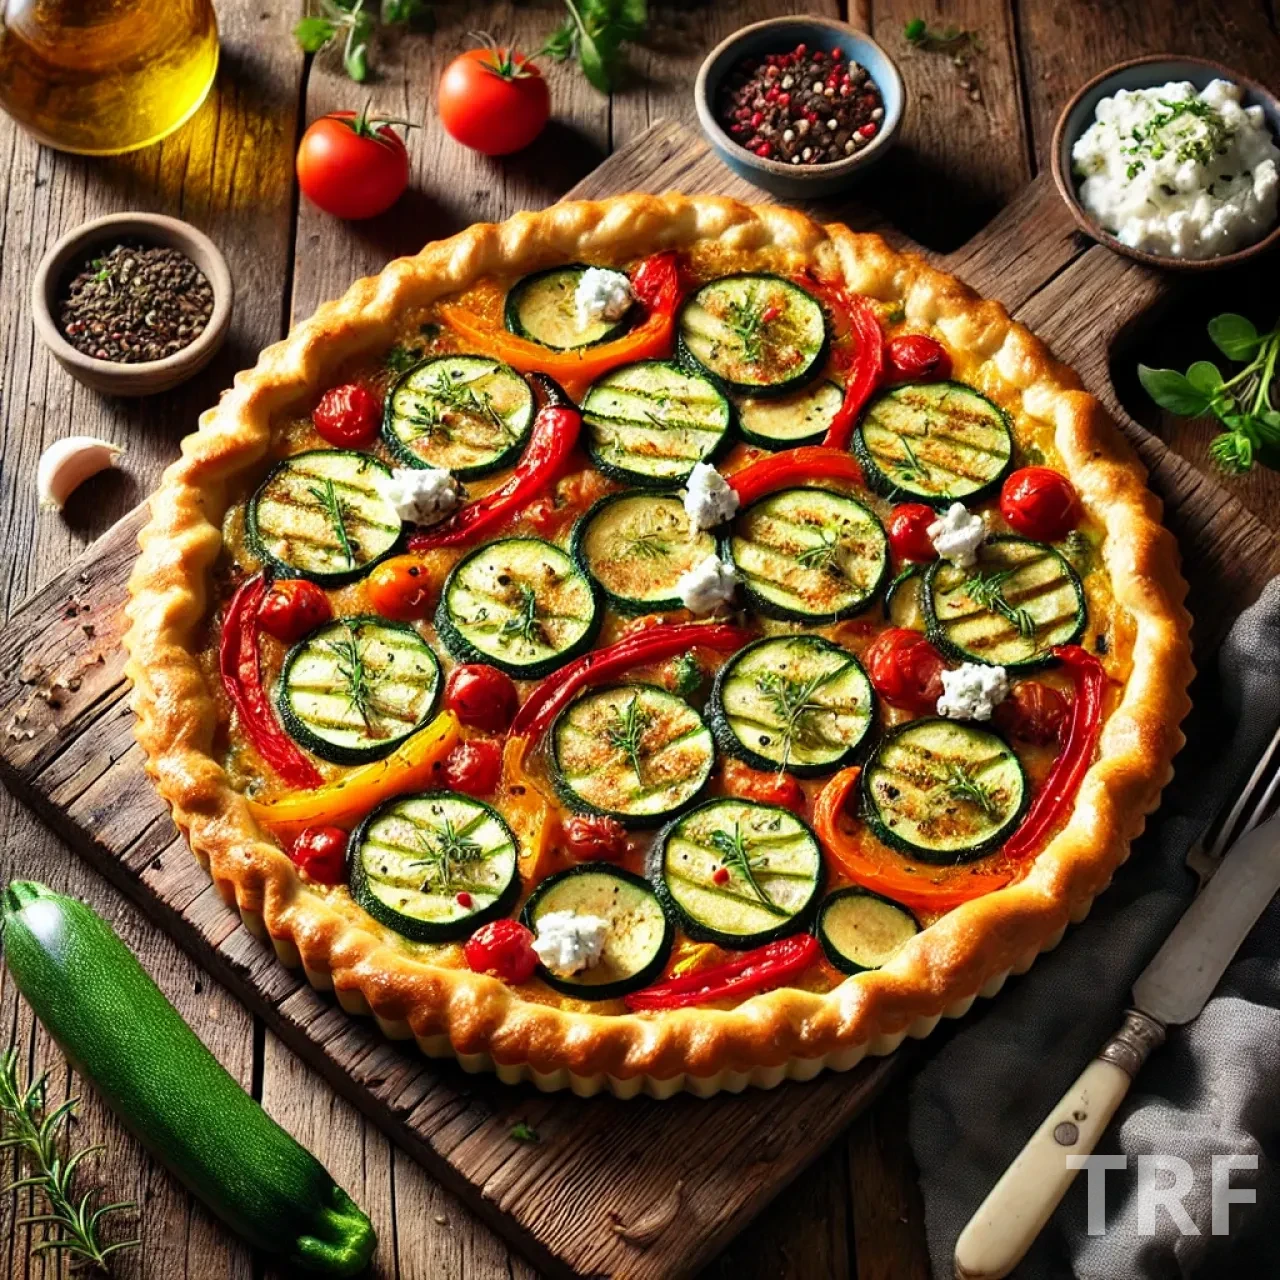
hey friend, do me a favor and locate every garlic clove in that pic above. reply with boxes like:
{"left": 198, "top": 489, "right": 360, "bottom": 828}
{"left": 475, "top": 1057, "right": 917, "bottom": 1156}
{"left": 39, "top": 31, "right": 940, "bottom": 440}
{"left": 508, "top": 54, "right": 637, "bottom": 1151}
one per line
{"left": 37, "top": 436, "right": 124, "bottom": 511}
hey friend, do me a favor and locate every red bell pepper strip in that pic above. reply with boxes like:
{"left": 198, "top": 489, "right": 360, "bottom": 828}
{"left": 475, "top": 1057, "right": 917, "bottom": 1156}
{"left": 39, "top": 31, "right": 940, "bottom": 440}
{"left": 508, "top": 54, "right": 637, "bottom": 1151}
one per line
{"left": 624, "top": 935, "right": 820, "bottom": 1011}
{"left": 219, "top": 575, "right": 323, "bottom": 789}
{"left": 1000, "top": 644, "right": 1107, "bottom": 861}
{"left": 728, "top": 445, "right": 865, "bottom": 508}
{"left": 408, "top": 374, "right": 580, "bottom": 551}
{"left": 509, "top": 621, "right": 755, "bottom": 742}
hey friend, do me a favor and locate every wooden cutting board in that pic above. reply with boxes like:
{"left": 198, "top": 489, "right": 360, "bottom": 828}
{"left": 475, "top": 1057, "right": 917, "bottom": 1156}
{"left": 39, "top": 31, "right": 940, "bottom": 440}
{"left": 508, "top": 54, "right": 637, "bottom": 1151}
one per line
{"left": 1, "top": 120, "right": 1277, "bottom": 1280}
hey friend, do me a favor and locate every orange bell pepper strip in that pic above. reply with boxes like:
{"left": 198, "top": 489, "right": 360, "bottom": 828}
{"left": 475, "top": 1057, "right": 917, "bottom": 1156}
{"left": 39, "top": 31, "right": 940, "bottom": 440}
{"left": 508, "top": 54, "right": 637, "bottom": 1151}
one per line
{"left": 247, "top": 711, "right": 460, "bottom": 843}
{"left": 500, "top": 734, "right": 559, "bottom": 884}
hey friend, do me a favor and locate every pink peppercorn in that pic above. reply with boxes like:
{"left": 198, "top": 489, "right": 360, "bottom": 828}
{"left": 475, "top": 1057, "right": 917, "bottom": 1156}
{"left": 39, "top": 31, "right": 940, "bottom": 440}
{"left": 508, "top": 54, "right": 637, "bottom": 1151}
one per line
{"left": 858, "top": 121, "right": 877, "bottom": 138}
{"left": 456, "top": 891, "right": 474, "bottom": 908}
{"left": 831, "top": 47, "right": 843, "bottom": 60}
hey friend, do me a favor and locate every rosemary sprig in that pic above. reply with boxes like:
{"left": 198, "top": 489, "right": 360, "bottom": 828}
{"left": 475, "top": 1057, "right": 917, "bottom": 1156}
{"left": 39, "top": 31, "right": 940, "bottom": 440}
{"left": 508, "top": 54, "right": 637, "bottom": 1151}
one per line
{"left": 755, "top": 671, "right": 827, "bottom": 771}
{"left": 308, "top": 477, "right": 356, "bottom": 568}
{"left": 429, "top": 369, "right": 508, "bottom": 434}
{"left": 893, "top": 435, "right": 927, "bottom": 485}
{"left": 0, "top": 1049, "right": 138, "bottom": 1272}
{"left": 795, "top": 532, "right": 843, "bottom": 577}
{"left": 619, "top": 531, "right": 671, "bottom": 561}
{"left": 605, "top": 693, "right": 651, "bottom": 782}
{"left": 410, "top": 817, "right": 483, "bottom": 893}
{"left": 324, "top": 622, "right": 379, "bottom": 733}
{"left": 964, "top": 568, "right": 1037, "bottom": 641}
{"left": 941, "top": 761, "right": 1001, "bottom": 820}
{"left": 498, "top": 584, "right": 542, "bottom": 649}
{"left": 708, "top": 824, "right": 785, "bottom": 915}
{"left": 724, "top": 284, "right": 773, "bottom": 367}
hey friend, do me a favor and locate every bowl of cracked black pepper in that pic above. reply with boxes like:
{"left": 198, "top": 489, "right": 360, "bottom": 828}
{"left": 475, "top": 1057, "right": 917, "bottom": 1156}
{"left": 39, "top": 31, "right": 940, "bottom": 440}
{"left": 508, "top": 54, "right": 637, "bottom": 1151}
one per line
{"left": 32, "top": 212, "right": 232, "bottom": 396}
{"left": 695, "top": 16, "right": 904, "bottom": 199}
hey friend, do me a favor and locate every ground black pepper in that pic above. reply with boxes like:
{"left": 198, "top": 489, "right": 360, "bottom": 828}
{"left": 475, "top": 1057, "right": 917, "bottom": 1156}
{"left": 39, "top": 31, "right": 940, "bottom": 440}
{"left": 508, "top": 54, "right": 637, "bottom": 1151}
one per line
{"left": 58, "top": 241, "right": 215, "bottom": 363}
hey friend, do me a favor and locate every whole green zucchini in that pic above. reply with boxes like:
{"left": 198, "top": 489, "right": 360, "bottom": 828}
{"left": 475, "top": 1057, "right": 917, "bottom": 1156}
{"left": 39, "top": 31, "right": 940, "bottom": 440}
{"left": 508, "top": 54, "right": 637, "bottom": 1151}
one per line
{"left": 1, "top": 881, "right": 376, "bottom": 1275}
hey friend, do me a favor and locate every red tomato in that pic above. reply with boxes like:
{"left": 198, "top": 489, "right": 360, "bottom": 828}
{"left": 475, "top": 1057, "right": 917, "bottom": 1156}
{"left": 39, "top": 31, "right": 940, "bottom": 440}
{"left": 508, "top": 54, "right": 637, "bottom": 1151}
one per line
{"left": 886, "top": 334, "right": 952, "bottom": 382}
{"left": 258, "top": 579, "right": 332, "bottom": 643}
{"left": 367, "top": 555, "right": 434, "bottom": 621}
{"left": 443, "top": 739, "right": 502, "bottom": 797}
{"left": 994, "top": 681, "right": 1070, "bottom": 746}
{"left": 288, "top": 826, "right": 348, "bottom": 884}
{"left": 465, "top": 919, "right": 538, "bottom": 984}
{"left": 722, "top": 760, "right": 805, "bottom": 815}
{"left": 445, "top": 664, "right": 519, "bottom": 732}
{"left": 999, "top": 467, "right": 1080, "bottom": 542}
{"left": 313, "top": 383, "right": 381, "bottom": 447}
{"left": 438, "top": 48, "right": 549, "bottom": 156}
{"left": 886, "top": 503, "right": 938, "bottom": 562}
{"left": 864, "top": 628, "right": 946, "bottom": 713}
{"left": 296, "top": 106, "right": 411, "bottom": 220}
{"left": 562, "top": 813, "right": 628, "bottom": 861}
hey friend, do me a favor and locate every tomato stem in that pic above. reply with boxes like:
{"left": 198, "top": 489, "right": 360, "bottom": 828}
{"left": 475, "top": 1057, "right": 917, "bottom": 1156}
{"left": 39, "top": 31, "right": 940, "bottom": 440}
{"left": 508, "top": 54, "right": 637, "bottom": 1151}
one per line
{"left": 468, "top": 29, "right": 537, "bottom": 80}
{"left": 339, "top": 97, "right": 419, "bottom": 142}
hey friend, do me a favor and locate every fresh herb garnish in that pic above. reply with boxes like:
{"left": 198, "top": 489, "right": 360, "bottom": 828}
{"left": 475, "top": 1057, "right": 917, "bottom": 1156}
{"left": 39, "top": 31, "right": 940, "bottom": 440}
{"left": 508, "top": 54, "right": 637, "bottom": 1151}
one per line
{"left": 903, "top": 17, "right": 982, "bottom": 53}
{"left": 542, "top": 0, "right": 648, "bottom": 93}
{"left": 0, "top": 1049, "right": 138, "bottom": 1271}
{"left": 893, "top": 435, "right": 927, "bottom": 485}
{"left": 605, "top": 693, "right": 652, "bottom": 782}
{"left": 795, "top": 532, "right": 843, "bottom": 577}
{"left": 964, "top": 568, "right": 1037, "bottom": 640}
{"left": 325, "top": 622, "right": 381, "bottom": 733}
{"left": 1120, "top": 97, "right": 1230, "bottom": 178}
{"left": 1139, "top": 312, "right": 1280, "bottom": 474}
{"left": 708, "top": 823, "right": 785, "bottom": 915}
{"left": 723, "top": 284, "right": 775, "bottom": 367}
{"left": 669, "top": 652, "right": 704, "bottom": 699}
{"left": 510, "top": 1121, "right": 541, "bottom": 1144}
{"left": 498, "top": 584, "right": 542, "bottom": 649}
{"left": 385, "top": 343, "right": 423, "bottom": 374}
{"left": 941, "top": 761, "right": 1001, "bottom": 820}
{"left": 755, "top": 671, "right": 829, "bottom": 771}
{"left": 619, "top": 530, "right": 671, "bottom": 561}
{"left": 308, "top": 477, "right": 356, "bottom": 567}
{"left": 410, "top": 817, "right": 483, "bottom": 892}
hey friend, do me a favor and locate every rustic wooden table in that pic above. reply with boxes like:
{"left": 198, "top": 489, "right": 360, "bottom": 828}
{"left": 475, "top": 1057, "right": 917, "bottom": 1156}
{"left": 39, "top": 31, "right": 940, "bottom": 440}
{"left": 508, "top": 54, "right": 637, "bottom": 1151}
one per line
{"left": 1, "top": 2, "right": 1277, "bottom": 1277}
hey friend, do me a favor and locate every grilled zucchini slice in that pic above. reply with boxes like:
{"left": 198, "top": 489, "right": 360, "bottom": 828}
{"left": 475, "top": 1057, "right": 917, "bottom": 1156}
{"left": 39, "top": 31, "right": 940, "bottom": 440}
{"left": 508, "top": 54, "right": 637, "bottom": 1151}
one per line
{"left": 737, "top": 380, "right": 845, "bottom": 449}
{"left": 883, "top": 563, "right": 926, "bottom": 629}
{"left": 816, "top": 888, "right": 920, "bottom": 974}
{"left": 504, "top": 265, "right": 634, "bottom": 350}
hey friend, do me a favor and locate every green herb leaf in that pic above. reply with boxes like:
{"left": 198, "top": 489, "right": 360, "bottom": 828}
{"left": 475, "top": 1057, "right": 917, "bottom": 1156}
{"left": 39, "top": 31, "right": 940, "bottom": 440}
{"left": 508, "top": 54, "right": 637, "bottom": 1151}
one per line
{"left": 903, "top": 17, "right": 926, "bottom": 41}
{"left": 385, "top": 343, "right": 423, "bottom": 374}
{"left": 1137, "top": 365, "right": 1211, "bottom": 417}
{"left": 1186, "top": 360, "right": 1224, "bottom": 395}
{"left": 1207, "top": 312, "right": 1260, "bottom": 361}
{"left": 670, "top": 652, "right": 704, "bottom": 699}
{"left": 510, "top": 1121, "right": 540, "bottom": 1143}
{"left": 294, "top": 15, "right": 337, "bottom": 51}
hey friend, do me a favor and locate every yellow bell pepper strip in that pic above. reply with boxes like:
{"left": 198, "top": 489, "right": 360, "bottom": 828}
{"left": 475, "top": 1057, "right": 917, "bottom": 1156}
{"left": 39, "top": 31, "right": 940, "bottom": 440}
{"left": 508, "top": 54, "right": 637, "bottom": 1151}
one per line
{"left": 248, "top": 711, "right": 460, "bottom": 843}
{"left": 499, "top": 734, "right": 559, "bottom": 883}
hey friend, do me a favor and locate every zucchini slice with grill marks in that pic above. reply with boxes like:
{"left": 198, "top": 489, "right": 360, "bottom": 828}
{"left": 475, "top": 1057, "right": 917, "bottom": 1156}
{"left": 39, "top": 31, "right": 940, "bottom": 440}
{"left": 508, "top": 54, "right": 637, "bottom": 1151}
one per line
{"left": 737, "top": 380, "right": 845, "bottom": 449}
{"left": 349, "top": 792, "right": 519, "bottom": 942}
{"left": 277, "top": 616, "right": 441, "bottom": 765}
{"left": 582, "top": 359, "right": 732, "bottom": 487}
{"left": 520, "top": 864, "right": 673, "bottom": 1000}
{"left": 816, "top": 888, "right": 920, "bottom": 974}
{"left": 854, "top": 381, "right": 1014, "bottom": 506}
{"left": 382, "top": 354, "right": 534, "bottom": 479}
{"left": 861, "top": 718, "right": 1027, "bottom": 863}
{"left": 678, "top": 274, "right": 828, "bottom": 395}
{"left": 570, "top": 491, "right": 716, "bottom": 613}
{"left": 651, "top": 797, "right": 824, "bottom": 948}
{"left": 883, "top": 563, "right": 926, "bottom": 629}
{"left": 246, "top": 450, "right": 402, "bottom": 585}
{"left": 710, "top": 635, "right": 874, "bottom": 777}
{"left": 924, "top": 535, "right": 1086, "bottom": 671}
{"left": 725, "top": 486, "right": 889, "bottom": 622}
{"left": 436, "top": 537, "right": 599, "bottom": 679}
{"left": 551, "top": 683, "right": 715, "bottom": 827}
{"left": 504, "top": 265, "right": 635, "bottom": 350}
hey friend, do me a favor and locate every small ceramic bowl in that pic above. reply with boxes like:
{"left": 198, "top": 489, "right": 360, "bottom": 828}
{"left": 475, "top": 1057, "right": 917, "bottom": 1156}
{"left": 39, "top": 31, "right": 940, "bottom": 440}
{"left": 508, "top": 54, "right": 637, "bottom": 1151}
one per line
{"left": 1051, "top": 54, "right": 1280, "bottom": 271}
{"left": 695, "top": 17, "right": 905, "bottom": 200}
{"left": 31, "top": 212, "right": 233, "bottom": 396}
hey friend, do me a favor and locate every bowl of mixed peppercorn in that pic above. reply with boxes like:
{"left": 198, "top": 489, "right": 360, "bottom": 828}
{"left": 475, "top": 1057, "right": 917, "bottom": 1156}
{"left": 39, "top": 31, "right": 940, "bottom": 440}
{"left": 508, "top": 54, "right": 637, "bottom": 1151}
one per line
{"left": 695, "top": 16, "right": 904, "bottom": 198}
{"left": 31, "top": 212, "right": 232, "bottom": 396}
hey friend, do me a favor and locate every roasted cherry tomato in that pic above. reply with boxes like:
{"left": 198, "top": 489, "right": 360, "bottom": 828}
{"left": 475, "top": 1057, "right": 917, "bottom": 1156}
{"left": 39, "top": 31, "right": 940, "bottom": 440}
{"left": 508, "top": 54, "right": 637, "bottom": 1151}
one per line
{"left": 313, "top": 383, "right": 381, "bottom": 448}
{"left": 886, "top": 334, "right": 951, "bottom": 382}
{"left": 296, "top": 105, "right": 412, "bottom": 220}
{"left": 366, "top": 554, "right": 434, "bottom": 621}
{"left": 722, "top": 759, "right": 805, "bottom": 815}
{"left": 465, "top": 918, "right": 538, "bottom": 984}
{"left": 442, "top": 738, "right": 502, "bottom": 797}
{"left": 561, "top": 813, "right": 628, "bottom": 861}
{"left": 257, "top": 578, "right": 332, "bottom": 643}
{"left": 999, "top": 467, "right": 1081, "bottom": 542}
{"left": 445, "top": 664, "right": 519, "bottom": 732}
{"left": 886, "top": 502, "right": 938, "bottom": 562}
{"left": 994, "top": 680, "right": 1070, "bottom": 746}
{"left": 438, "top": 46, "right": 549, "bottom": 157}
{"left": 863, "top": 628, "right": 946, "bottom": 713}
{"left": 288, "top": 826, "right": 348, "bottom": 885}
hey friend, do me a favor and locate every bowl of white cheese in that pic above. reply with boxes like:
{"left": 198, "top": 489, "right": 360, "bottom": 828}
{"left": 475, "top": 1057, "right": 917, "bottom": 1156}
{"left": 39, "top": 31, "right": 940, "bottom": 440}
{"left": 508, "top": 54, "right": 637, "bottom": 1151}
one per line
{"left": 1052, "top": 55, "right": 1280, "bottom": 269}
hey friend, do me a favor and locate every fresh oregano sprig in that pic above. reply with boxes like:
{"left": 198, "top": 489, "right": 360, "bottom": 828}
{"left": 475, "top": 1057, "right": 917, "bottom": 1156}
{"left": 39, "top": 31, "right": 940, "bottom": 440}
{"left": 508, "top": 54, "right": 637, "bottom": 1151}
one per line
{"left": 0, "top": 1049, "right": 138, "bottom": 1272}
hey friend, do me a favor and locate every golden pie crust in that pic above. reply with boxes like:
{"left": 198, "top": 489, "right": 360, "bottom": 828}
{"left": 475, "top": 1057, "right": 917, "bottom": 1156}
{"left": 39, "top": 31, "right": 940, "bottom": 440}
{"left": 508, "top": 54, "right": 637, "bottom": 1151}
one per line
{"left": 124, "top": 195, "right": 1193, "bottom": 1094}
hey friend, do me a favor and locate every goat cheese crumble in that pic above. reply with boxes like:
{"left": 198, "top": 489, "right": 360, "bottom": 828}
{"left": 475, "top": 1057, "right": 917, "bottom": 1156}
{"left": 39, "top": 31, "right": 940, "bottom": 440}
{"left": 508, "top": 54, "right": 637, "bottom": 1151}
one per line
{"left": 682, "top": 462, "right": 739, "bottom": 531}
{"left": 676, "top": 553, "right": 738, "bottom": 614}
{"left": 531, "top": 911, "right": 609, "bottom": 977}
{"left": 574, "top": 268, "right": 633, "bottom": 329}
{"left": 1072, "top": 79, "right": 1280, "bottom": 260}
{"left": 379, "top": 466, "right": 464, "bottom": 526}
{"left": 937, "top": 662, "right": 1009, "bottom": 722}
{"left": 928, "top": 502, "right": 987, "bottom": 568}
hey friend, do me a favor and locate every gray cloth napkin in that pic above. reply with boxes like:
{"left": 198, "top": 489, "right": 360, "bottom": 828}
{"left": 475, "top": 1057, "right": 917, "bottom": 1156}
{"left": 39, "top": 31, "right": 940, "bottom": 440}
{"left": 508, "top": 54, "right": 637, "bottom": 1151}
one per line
{"left": 910, "top": 576, "right": 1280, "bottom": 1280}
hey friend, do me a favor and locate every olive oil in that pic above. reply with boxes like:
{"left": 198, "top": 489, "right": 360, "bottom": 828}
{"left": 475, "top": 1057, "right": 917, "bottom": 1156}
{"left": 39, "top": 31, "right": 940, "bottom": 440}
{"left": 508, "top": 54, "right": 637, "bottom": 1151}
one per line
{"left": 0, "top": 0, "right": 218, "bottom": 155}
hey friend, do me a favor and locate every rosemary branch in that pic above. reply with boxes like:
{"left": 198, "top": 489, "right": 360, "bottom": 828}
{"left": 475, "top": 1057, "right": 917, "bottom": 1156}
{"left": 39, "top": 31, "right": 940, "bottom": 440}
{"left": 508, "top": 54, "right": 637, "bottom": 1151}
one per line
{"left": 308, "top": 477, "right": 356, "bottom": 567}
{"left": 605, "top": 694, "right": 651, "bottom": 783}
{"left": 709, "top": 824, "right": 786, "bottom": 916}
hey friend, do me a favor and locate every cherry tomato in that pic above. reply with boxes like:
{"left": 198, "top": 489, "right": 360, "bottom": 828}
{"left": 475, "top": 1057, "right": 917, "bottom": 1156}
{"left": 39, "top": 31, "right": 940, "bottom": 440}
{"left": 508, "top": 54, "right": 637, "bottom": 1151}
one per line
{"left": 438, "top": 47, "right": 549, "bottom": 157}
{"left": 445, "top": 664, "right": 519, "bottom": 732}
{"left": 561, "top": 813, "right": 628, "bottom": 861}
{"left": 999, "top": 467, "right": 1081, "bottom": 542}
{"left": 863, "top": 628, "right": 946, "bottom": 713}
{"left": 367, "top": 555, "right": 434, "bottom": 621}
{"left": 465, "top": 918, "right": 538, "bottom": 984}
{"left": 258, "top": 579, "right": 332, "bottom": 643}
{"left": 886, "top": 503, "right": 938, "bottom": 562}
{"left": 442, "top": 739, "right": 502, "bottom": 797}
{"left": 722, "top": 759, "right": 805, "bottom": 815}
{"left": 886, "top": 334, "right": 952, "bottom": 382}
{"left": 295, "top": 105, "right": 412, "bottom": 220}
{"left": 288, "top": 826, "right": 348, "bottom": 884}
{"left": 313, "top": 383, "right": 381, "bottom": 448}
{"left": 994, "top": 681, "right": 1070, "bottom": 746}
